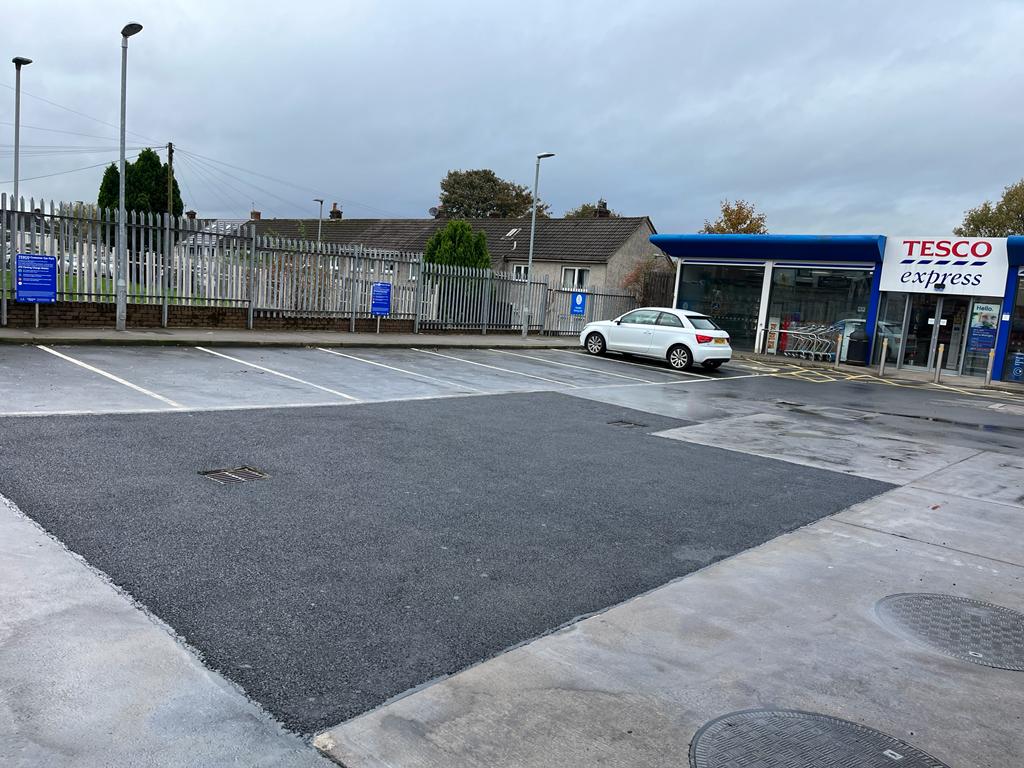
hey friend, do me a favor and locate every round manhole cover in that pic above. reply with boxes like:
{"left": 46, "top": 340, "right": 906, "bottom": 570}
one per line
{"left": 689, "top": 709, "right": 949, "bottom": 768}
{"left": 876, "top": 593, "right": 1024, "bottom": 671}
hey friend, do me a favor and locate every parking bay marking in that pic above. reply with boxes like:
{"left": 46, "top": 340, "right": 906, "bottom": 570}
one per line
{"left": 195, "top": 347, "right": 359, "bottom": 401}
{"left": 550, "top": 348, "right": 705, "bottom": 377}
{"left": 316, "top": 347, "right": 482, "bottom": 392}
{"left": 489, "top": 348, "right": 657, "bottom": 382}
{"left": 411, "top": 348, "right": 578, "bottom": 388}
{"left": 36, "top": 345, "right": 185, "bottom": 409}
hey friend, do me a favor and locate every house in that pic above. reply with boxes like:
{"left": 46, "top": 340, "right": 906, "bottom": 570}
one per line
{"left": 251, "top": 205, "right": 661, "bottom": 293}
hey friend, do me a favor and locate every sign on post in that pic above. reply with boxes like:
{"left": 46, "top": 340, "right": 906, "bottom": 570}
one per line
{"left": 570, "top": 291, "right": 587, "bottom": 316}
{"left": 15, "top": 254, "right": 57, "bottom": 304}
{"left": 371, "top": 282, "right": 392, "bottom": 316}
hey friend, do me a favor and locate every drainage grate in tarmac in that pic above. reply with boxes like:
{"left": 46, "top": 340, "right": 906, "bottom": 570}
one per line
{"left": 876, "top": 593, "right": 1024, "bottom": 671}
{"left": 689, "top": 709, "right": 949, "bottom": 768}
{"left": 607, "top": 419, "right": 648, "bottom": 429}
{"left": 199, "top": 466, "right": 269, "bottom": 485}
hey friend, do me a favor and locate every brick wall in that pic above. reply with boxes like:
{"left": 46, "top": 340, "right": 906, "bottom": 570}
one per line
{"left": 1, "top": 301, "right": 415, "bottom": 333}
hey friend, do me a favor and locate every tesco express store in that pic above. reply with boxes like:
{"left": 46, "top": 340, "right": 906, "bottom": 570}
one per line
{"left": 649, "top": 234, "right": 1024, "bottom": 383}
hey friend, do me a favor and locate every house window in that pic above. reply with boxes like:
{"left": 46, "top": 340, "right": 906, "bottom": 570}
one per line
{"left": 513, "top": 264, "right": 529, "bottom": 281}
{"left": 562, "top": 267, "right": 590, "bottom": 290}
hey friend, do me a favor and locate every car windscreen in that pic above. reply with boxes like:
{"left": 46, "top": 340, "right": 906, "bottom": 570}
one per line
{"left": 688, "top": 316, "right": 721, "bottom": 330}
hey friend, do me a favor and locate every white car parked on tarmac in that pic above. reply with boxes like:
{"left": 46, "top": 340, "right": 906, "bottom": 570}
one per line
{"left": 580, "top": 307, "right": 732, "bottom": 371}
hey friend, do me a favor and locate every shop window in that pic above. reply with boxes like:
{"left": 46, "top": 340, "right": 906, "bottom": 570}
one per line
{"left": 766, "top": 267, "right": 873, "bottom": 362}
{"left": 677, "top": 264, "right": 765, "bottom": 351}
{"left": 1002, "top": 275, "right": 1024, "bottom": 382}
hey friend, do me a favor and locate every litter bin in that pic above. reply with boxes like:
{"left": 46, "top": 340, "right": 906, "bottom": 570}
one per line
{"left": 845, "top": 327, "right": 869, "bottom": 366}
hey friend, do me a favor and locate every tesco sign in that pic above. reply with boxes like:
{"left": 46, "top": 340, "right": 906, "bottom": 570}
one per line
{"left": 880, "top": 237, "right": 1008, "bottom": 296}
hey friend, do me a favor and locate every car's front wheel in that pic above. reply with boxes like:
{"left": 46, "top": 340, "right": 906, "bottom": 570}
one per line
{"left": 668, "top": 344, "right": 693, "bottom": 371}
{"left": 585, "top": 332, "right": 606, "bottom": 356}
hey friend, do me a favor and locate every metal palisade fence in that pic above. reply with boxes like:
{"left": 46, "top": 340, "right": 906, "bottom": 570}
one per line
{"left": 0, "top": 196, "right": 637, "bottom": 333}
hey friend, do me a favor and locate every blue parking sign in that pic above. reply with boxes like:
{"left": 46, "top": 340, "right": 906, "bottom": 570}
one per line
{"left": 570, "top": 291, "right": 587, "bottom": 316}
{"left": 15, "top": 254, "right": 57, "bottom": 304}
{"left": 371, "top": 282, "right": 392, "bottom": 316}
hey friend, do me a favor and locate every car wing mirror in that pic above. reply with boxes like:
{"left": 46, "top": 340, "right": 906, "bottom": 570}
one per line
{"left": 615, "top": 319, "right": 622, "bottom": 325}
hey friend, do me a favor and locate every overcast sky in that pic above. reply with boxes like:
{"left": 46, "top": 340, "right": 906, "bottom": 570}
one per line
{"left": 2, "top": 1, "right": 1021, "bottom": 234}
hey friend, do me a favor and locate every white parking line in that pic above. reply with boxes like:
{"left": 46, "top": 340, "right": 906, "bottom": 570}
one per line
{"left": 195, "top": 346, "right": 359, "bottom": 401}
{"left": 36, "top": 345, "right": 185, "bottom": 409}
{"left": 489, "top": 348, "right": 655, "bottom": 382}
{"left": 550, "top": 348, "right": 703, "bottom": 377}
{"left": 316, "top": 348, "right": 481, "bottom": 392}
{"left": 411, "top": 348, "right": 577, "bottom": 388}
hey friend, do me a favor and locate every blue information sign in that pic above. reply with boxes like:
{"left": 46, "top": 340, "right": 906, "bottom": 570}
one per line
{"left": 570, "top": 291, "right": 587, "bottom": 316}
{"left": 371, "top": 282, "right": 392, "bottom": 317}
{"left": 1011, "top": 352, "right": 1024, "bottom": 382}
{"left": 15, "top": 254, "right": 57, "bottom": 304}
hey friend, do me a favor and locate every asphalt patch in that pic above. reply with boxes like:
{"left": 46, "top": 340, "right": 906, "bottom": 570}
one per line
{"left": 0, "top": 392, "right": 891, "bottom": 733}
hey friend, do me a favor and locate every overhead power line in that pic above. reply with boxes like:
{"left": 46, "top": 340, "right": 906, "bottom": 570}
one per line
{"left": 0, "top": 120, "right": 120, "bottom": 142}
{"left": 0, "top": 153, "right": 142, "bottom": 185}
{"left": 0, "top": 81, "right": 163, "bottom": 145}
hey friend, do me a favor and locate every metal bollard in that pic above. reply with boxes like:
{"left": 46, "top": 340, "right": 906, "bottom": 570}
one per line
{"left": 933, "top": 343, "right": 944, "bottom": 384}
{"left": 834, "top": 335, "right": 842, "bottom": 370}
{"left": 985, "top": 347, "right": 995, "bottom": 386}
{"left": 878, "top": 337, "right": 888, "bottom": 377}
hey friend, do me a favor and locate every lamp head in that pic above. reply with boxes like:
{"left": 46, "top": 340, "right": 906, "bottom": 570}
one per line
{"left": 12, "top": 57, "right": 32, "bottom": 68}
{"left": 121, "top": 22, "right": 143, "bottom": 38}
{"left": 537, "top": 152, "right": 555, "bottom": 160}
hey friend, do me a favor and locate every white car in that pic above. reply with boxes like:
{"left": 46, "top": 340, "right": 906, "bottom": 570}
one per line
{"left": 580, "top": 307, "right": 732, "bottom": 371}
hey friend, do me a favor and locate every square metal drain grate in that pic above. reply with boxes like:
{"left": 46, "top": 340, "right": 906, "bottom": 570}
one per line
{"left": 608, "top": 419, "right": 648, "bottom": 429}
{"left": 199, "top": 466, "right": 268, "bottom": 485}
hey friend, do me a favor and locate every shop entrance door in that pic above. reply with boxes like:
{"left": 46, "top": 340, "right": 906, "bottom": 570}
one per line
{"left": 901, "top": 294, "right": 970, "bottom": 371}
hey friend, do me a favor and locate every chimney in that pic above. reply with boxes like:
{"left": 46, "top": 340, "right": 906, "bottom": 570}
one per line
{"left": 328, "top": 202, "right": 342, "bottom": 220}
{"left": 250, "top": 209, "right": 261, "bottom": 221}
{"left": 594, "top": 199, "right": 610, "bottom": 218}
{"left": 185, "top": 209, "right": 197, "bottom": 220}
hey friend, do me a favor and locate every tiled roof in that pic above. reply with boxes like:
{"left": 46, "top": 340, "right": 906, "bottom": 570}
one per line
{"left": 253, "top": 216, "right": 655, "bottom": 265}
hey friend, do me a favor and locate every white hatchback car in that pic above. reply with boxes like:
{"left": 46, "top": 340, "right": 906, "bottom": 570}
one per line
{"left": 579, "top": 307, "right": 732, "bottom": 371}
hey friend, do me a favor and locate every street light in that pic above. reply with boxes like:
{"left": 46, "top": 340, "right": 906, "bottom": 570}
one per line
{"left": 115, "top": 22, "right": 142, "bottom": 332}
{"left": 314, "top": 198, "right": 324, "bottom": 243}
{"left": 11, "top": 57, "right": 31, "bottom": 208}
{"left": 522, "top": 151, "right": 555, "bottom": 337}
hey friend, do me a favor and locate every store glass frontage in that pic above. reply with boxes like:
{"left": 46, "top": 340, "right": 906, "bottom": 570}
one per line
{"left": 1002, "top": 273, "right": 1024, "bottom": 382}
{"left": 877, "top": 292, "right": 1002, "bottom": 375}
{"left": 765, "top": 267, "right": 873, "bottom": 362}
{"left": 676, "top": 263, "right": 764, "bottom": 350}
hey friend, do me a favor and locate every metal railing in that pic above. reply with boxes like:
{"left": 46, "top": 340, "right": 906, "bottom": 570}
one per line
{"left": 1, "top": 196, "right": 639, "bottom": 334}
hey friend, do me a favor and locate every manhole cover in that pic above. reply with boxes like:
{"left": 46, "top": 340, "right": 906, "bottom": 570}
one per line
{"left": 876, "top": 593, "right": 1024, "bottom": 671}
{"left": 689, "top": 709, "right": 949, "bottom": 768}
{"left": 199, "top": 466, "right": 268, "bottom": 484}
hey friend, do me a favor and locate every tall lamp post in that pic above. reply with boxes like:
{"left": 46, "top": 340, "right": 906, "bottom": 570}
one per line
{"left": 314, "top": 198, "right": 324, "bottom": 243}
{"left": 115, "top": 22, "right": 142, "bottom": 332}
{"left": 7, "top": 57, "right": 31, "bottom": 327}
{"left": 522, "top": 151, "right": 555, "bottom": 337}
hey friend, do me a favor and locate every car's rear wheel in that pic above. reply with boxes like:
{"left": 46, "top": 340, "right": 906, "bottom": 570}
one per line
{"left": 585, "top": 332, "right": 606, "bottom": 356}
{"left": 701, "top": 360, "right": 723, "bottom": 370}
{"left": 668, "top": 344, "right": 693, "bottom": 371}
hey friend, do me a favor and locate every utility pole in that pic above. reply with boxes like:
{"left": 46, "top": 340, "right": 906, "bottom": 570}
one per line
{"left": 166, "top": 141, "right": 174, "bottom": 215}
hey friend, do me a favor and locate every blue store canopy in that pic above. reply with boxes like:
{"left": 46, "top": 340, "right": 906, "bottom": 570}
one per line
{"left": 650, "top": 234, "right": 886, "bottom": 263}
{"left": 1006, "top": 236, "right": 1024, "bottom": 266}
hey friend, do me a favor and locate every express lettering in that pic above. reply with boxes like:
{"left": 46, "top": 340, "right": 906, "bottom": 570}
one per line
{"left": 899, "top": 270, "right": 983, "bottom": 287}
{"left": 903, "top": 239, "right": 992, "bottom": 258}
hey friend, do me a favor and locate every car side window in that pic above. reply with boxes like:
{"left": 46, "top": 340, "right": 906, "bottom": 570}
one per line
{"left": 620, "top": 310, "right": 659, "bottom": 325}
{"left": 657, "top": 312, "right": 683, "bottom": 327}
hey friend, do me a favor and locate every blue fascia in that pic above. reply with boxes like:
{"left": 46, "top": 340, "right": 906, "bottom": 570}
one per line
{"left": 650, "top": 233, "right": 887, "bottom": 263}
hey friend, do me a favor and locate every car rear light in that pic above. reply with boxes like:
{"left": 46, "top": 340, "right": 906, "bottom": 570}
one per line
{"left": 696, "top": 334, "right": 714, "bottom": 344}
